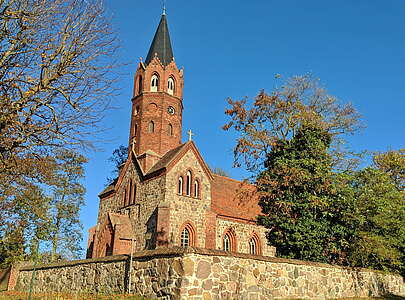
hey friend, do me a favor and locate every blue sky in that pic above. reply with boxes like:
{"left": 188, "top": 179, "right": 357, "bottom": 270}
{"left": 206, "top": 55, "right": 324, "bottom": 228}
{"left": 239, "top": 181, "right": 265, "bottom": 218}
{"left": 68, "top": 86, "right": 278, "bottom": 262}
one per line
{"left": 80, "top": 0, "right": 405, "bottom": 254}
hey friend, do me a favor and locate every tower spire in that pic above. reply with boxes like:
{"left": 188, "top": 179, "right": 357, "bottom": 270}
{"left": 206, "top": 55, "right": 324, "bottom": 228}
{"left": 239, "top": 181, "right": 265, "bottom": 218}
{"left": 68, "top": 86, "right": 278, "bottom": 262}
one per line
{"left": 162, "top": 0, "right": 166, "bottom": 15}
{"left": 145, "top": 11, "right": 173, "bottom": 66}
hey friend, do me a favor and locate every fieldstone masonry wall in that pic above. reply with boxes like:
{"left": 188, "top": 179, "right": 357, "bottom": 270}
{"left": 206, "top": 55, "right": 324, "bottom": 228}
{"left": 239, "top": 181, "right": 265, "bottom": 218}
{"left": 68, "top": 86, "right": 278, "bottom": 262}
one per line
{"left": 12, "top": 247, "right": 405, "bottom": 300}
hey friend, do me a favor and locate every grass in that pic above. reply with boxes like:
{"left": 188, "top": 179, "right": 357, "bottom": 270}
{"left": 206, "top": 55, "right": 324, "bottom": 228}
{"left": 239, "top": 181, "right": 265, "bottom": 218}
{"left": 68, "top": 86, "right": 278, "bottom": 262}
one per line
{"left": 0, "top": 291, "right": 151, "bottom": 300}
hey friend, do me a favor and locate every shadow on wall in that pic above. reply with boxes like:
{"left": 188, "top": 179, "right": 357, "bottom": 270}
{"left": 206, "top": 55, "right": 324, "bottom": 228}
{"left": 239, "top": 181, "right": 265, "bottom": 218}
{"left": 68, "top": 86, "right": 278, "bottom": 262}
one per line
{"left": 382, "top": 295, "right": 405, "bottom": 300}
{"left": 0, "top": 268, "right": 11, "bottom": 291}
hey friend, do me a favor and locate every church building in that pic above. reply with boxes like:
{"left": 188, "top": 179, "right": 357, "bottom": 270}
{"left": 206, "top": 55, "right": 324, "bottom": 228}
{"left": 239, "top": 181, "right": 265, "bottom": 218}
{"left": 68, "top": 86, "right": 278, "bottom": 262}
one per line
{"left": 86, "top": 11, "right": 276, "bottom": 259}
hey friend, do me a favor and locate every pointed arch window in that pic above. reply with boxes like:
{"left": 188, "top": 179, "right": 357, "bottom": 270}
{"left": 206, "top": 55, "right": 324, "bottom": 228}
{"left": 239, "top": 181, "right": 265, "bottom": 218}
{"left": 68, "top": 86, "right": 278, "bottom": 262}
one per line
{"left": 223, "top": 234, "right": 230, "bottom": 252}
{"left": 168, "top": 77, "right": 175, "bottom": 95}
{"left": 223, "top": 228, "right": 236, "bottom": 252}
{"left": 249, "top": 238, "right": 257, "bottom": 255}
{"left": 148, "top": 121, "right": 154, "bottom": 133}
{"left": 178, "top": 177, "right": 183, "bottom": 195}
{"left": 249, "top": 233, "right": 261, "bottom": 255}
{"left": 181, "top": 227, "right": 190, "bottom": 247}
{"left": 138, "top": 76, "right": 143, "bottom": 95}
{"left": 186, "top": 171, "right": 191, "bottom": 196}
{"left": 180, "top": 223, "right": 196, "bottom": 247}
{"left": 194, "top": 179, "right": 199, "bottom": 198}
{"left": 168, "top": 123, "right": 173, "bottom": 136}
{"left": 123, "top": 188, "right": 127, "bottom": 207}
{"left": 128, "top": 180, "right": 132, "bottom": 206}
{"left": 151, "top": 74, "right": 159, "bottom": 92}
{"left": 131, "top": 183, "right": 137, "bottom": 205}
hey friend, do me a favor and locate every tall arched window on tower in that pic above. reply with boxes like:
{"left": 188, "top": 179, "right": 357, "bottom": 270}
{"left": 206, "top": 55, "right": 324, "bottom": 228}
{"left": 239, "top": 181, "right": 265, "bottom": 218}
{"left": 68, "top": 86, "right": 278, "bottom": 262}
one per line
{"left": 148, "top": 121, "right": 154, "bottom": 133}
{"left": 168, "top": 123, "right": 173, "bottom": 136}
{"left": 151, "top": 74, "right": 159, "bottom": 92}
{"left": 178, "top": 177, "right": 183, "bottom": 195}
{"left": 167, "top": 77, "right": 175, "bottom": 95}
{"left": 138, "top": 76, "right": 143, "bottom": 95}
{"left": 186, "top": 171, "right": 191, "bottom": 196}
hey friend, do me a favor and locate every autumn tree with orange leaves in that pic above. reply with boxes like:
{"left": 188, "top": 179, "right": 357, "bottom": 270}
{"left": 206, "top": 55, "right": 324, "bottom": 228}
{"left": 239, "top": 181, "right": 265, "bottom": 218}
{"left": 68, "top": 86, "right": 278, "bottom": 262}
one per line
{"left": 224, "top": 75, "right": 405, "bottom": 275}
{"left": 223, "top": 74, "right": 363, "bottom": 174}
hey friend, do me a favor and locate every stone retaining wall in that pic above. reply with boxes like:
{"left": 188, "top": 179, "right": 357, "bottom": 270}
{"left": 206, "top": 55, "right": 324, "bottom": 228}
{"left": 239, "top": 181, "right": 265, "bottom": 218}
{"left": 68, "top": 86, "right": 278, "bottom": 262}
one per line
{"left": 15, "top": 255, "right": 128, "bottom": 294}
{"left": 13, "top": 247, "right": 405, "bottom": 299}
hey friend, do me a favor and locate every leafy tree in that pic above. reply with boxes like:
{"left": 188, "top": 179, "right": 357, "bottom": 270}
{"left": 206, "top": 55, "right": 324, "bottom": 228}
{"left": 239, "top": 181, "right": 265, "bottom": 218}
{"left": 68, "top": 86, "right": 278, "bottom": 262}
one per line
{"left": 47, "top": 150, "right": 87, "bottom": 261}
{"left": 107, "top": 145, "right": 128, "bottom": 184}
{"left": 223, "top": 74, "right": 362, "bottom": 174}
{"left": 257, "top": 124, "right": 353, "bottom": 263}
{"left": 347, "top": 160, "right": 405, "bottom": 275}
{"left": 373, "top": 149, "right": 405, "bottom": 190}
{"left": 0, "top": 149, "right": 86, "bottom": 265}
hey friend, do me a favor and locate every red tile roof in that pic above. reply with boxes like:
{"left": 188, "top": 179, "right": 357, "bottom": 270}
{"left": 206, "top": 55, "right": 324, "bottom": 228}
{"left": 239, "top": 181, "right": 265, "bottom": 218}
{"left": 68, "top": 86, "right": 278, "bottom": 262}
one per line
{"left": 210, "top": 174, "right": 261, "bottom": 222}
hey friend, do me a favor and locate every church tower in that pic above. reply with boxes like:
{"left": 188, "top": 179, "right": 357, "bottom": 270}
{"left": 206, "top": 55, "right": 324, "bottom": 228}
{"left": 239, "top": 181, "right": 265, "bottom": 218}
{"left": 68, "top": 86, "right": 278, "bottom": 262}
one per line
{"left": 129, "top": 12, "right": 184, "bottom": 172}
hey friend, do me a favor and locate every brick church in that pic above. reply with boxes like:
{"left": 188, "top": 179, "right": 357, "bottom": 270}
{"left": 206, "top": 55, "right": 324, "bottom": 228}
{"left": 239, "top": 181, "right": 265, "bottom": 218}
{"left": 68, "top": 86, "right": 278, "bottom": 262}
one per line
{"left": 86, "top": 11, "right": 276, "bottom": 259}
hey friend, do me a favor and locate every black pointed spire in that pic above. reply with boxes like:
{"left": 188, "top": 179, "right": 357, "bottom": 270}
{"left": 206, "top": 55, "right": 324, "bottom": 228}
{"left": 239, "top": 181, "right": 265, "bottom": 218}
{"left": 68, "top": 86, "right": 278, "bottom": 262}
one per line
{"left": 145, "top": 13, "right": 174, "bottom": 66}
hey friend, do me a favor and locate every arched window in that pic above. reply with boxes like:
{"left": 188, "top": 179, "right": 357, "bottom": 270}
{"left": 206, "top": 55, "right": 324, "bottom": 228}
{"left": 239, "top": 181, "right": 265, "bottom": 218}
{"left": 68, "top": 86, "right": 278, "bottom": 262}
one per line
{"left": 128, "top": 180, "right": 132, "bottom": 206}
{"left": 223, "top": 234, "right": 231, "bottom": 252}
{"left": 194, "top": 180, "right": 199, "bottom": 198}
{"left": 148, "top": 121, "right": 154, "bottom": 133}
{"left": 222, "top": 228, "right": 236, "bottom": 252}
{"left": 131, "top": 183, "right": 137, "bottom": 205}
{"left": 249, "top": 238, "right": 257, "bottom": 255}
{"left": 167, "top": 77, "right": 175, "bottom": 95}
{"left": 168, "top": 123, "right": 173, "bottom": 136}
{"left": 181, "top": 227, "right": 190, "bottom": 247}
{"left": 186, "top": 171, "right": 191, "bottom": 196}
{"left": 123, "top": 188, "right": 127, "bottom": 207}
{"left": 178, "top": 177, "right": 183, "bottom": 195}
{"left": 180, "top": 222, "right": 196, "bottom": 247}
{"left": 138, "top": 76, "right": 143, "bottom": 94}
{"left": 151, "top": 74, "right": 159, "bottom": 92}
{"left": 134, "top": 124, "right": 138, "bottom": 137}
{"left": 249, "top": 233, "right": 261, "bottom": 255}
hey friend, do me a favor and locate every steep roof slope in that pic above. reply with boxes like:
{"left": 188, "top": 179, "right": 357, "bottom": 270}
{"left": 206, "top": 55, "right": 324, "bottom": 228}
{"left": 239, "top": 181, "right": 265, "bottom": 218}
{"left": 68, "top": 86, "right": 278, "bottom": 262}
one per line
{"left": 210, "top": 174, "right": 261, "bottom": 222}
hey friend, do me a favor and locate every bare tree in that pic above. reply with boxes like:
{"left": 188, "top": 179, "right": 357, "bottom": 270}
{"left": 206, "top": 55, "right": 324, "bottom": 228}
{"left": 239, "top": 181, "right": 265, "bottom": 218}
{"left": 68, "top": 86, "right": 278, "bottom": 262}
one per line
{"left": 0, "top": 0, "right": 118, "bottom": 174}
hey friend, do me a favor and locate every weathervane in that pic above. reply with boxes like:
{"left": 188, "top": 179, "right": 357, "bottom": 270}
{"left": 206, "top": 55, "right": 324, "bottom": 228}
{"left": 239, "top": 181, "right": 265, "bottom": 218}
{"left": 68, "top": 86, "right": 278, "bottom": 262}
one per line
{"left": 162, "top": 0, "right": 166, "bottom": 15}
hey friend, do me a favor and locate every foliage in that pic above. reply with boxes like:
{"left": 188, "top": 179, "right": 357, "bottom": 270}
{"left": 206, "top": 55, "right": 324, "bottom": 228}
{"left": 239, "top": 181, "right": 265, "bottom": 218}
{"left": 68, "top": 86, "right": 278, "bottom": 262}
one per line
{"left": 257, "top": 124, "right": 354, "bottom": 263}
{"left": 47, "top": 150, "right": 87, "bottom": 261}
{"left": 0, "top": 150, "right": 86, "bottom": 267}
{"left": 0, "top": 0, "right": 117, "bottom": 177}
{"left": 107, "top": 145, "right": 128, "bottom": 184}
{"left": 346, "top": 166, "right": 405, "bottom": 275}
{"left": 225, "top": 76, "right": 404, "bottom": 274}
{"left": 210, "top": 167, "right": 230, "bottom": 177}
{"left": 0, "top": 0, "right": 114, "bottom": 267}
{"left": 373, "top": 149, "right": 405, "bottom": 190}
{"left": 223, "top": 74, "right": 362, "bottom": 173}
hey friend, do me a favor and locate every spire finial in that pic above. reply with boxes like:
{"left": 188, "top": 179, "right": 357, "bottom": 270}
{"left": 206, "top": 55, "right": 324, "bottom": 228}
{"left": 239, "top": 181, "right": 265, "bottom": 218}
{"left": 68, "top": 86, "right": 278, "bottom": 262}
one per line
{"left": 187, "top": 129, "right": 194, "bottom": 142}
{"left": 162, "top": 0, "right": 166, "bottom": 15}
